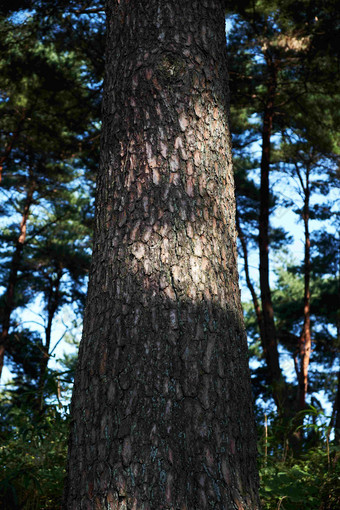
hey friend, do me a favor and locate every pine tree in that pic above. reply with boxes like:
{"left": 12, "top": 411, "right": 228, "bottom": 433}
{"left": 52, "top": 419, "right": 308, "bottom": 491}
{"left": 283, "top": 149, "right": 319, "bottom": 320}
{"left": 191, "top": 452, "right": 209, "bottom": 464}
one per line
{"left": 64, "top": 1, "right": 260, "bottom": 507}
{"left": 0, "top": 10, "right": 100, "bottom": 381}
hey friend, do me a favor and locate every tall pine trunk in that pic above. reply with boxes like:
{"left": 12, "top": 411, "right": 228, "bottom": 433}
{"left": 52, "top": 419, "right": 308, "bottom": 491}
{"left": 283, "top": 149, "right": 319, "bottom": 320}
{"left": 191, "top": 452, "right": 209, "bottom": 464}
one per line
{"left": 258, "top": 54, "right": 283, "bottom": 405}
{"left": 291, "top": 162, "right": 312, "bottom": 447}
{"left": 64, "top": 1, "right": 260, "bottom": 508}
{"left": 236, "top": 210, "right": 264, "bottom": 341}
{"left": 37, "top": 267, "right": 62, "bottom": 411}
{"left": 297, "top": 168, "right": 311, "bottom": 410}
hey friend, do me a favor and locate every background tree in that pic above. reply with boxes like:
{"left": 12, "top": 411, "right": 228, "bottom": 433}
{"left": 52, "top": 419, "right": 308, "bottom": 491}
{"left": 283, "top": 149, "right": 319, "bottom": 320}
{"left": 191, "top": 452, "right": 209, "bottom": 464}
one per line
{"left": 227, "top": 0, "right": 340, "bottom": 443}
{"left": 0, "top": 3, "right": 102, "bottom": 505}
{"left": 0, "top": 5, "right": 101, "bottom": 384}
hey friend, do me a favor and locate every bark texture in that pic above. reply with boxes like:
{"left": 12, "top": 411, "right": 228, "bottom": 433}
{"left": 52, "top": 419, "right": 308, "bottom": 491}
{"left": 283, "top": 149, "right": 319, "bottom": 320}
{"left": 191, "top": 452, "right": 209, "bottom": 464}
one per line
{"left": 64, "top": 1, "right": 260, "bottom": 508}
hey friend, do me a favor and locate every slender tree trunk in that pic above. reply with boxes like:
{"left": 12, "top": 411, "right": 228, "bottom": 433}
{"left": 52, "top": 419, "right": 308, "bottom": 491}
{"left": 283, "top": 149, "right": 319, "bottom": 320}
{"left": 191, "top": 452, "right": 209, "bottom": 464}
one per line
{"left": 333, "top": 370, "right": 340, "bottom": 445}
{"left": 335, "top": 315, "right": 340, "bottom": 445}
{"left": 327, "top": 369, "right": 340, "bottom": 468}
{"left": 258, "top": 56, "right": 282, "bottom": 402}
{"left": 236, "top": 210, "right": 264, "bottom": 339}
{"left": 290, "top": 163, "right": 312, "bottom": 449}
{"left": 0, "top": 175, "right": 35, "bottom": 378}
{"left": 64, "top": 1, "right": 260, "bottom": 508}
{"left": 327, "top": 317, "right": 340, "bottom": 465}
{"left": 297, "top": 169, "right": 311, "bottom": 411}
{"left": 37, "top": 268, "right": 62, "bottom": 411}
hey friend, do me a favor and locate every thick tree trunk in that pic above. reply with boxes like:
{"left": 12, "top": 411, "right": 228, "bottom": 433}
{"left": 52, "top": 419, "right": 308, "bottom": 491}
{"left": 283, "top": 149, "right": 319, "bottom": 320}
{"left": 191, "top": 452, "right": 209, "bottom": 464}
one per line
{"left": 258, "top": 55, "right": 283, "bottom": 403}
{"left": 64, "top": 1, "right": 260, "bottom": 508}
{"left": 0, "top": 175, "right": 35, "bottom": 378}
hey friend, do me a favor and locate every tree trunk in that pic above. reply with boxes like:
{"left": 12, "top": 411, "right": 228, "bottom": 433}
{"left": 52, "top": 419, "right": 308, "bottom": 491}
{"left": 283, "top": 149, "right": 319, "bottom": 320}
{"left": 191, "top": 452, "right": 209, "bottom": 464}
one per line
{"left": 64, "top": 1, "right": 260, "bottom": 508}
{"left": 236, "top": 210, "right": 265, "bottom": 341}
{"left": 333, "top": 370, "right": 340, "bottom": 446}
{"left": 258, "top": 55, "right": 283, "bottom": 403}
{"left": 37, "top": 267, "right": 62, "bottom": 411}
{"left": 335, "top": 312, "right": 340, "bottom": 445}
{"left": 297, "top": 168, "right": 311, "bottom": 411}
{"left": 0, "top": 174, "right": 35, "bottom": 378}
{"left": 291, "top": 163, "right": 312, "bottom": 448}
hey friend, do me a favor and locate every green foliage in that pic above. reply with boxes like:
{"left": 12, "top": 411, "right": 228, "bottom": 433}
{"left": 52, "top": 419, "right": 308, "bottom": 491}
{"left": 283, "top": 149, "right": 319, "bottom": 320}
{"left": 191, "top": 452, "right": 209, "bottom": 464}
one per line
{"left": 0, "top": 0, "right": 99, "bottom": 412}
{"left": 258, "top": 413, "right": 340, "bottom": 509}
{"left": 0, "top": 399, "right": 69, "bottom": 510}
{"left": 0, "top": 4, "right": 100, "bottom": 505}
{"left": 1, "top": 396, "right": 339, "bottom": 509}
{"left": 229, "top": 0, "right": 339, "bottom": 421}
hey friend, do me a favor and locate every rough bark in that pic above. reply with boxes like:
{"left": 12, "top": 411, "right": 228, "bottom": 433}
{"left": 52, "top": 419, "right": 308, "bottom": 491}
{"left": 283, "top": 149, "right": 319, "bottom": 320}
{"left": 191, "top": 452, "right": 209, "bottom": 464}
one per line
{"left": 258, "top": 54, "right": 283, "bottom": 402}
{"left": 0, "top": 174, "right": 35, "bottom": 378}
{"left": 64, "top": 1, "right": 260, "bottom": 508}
